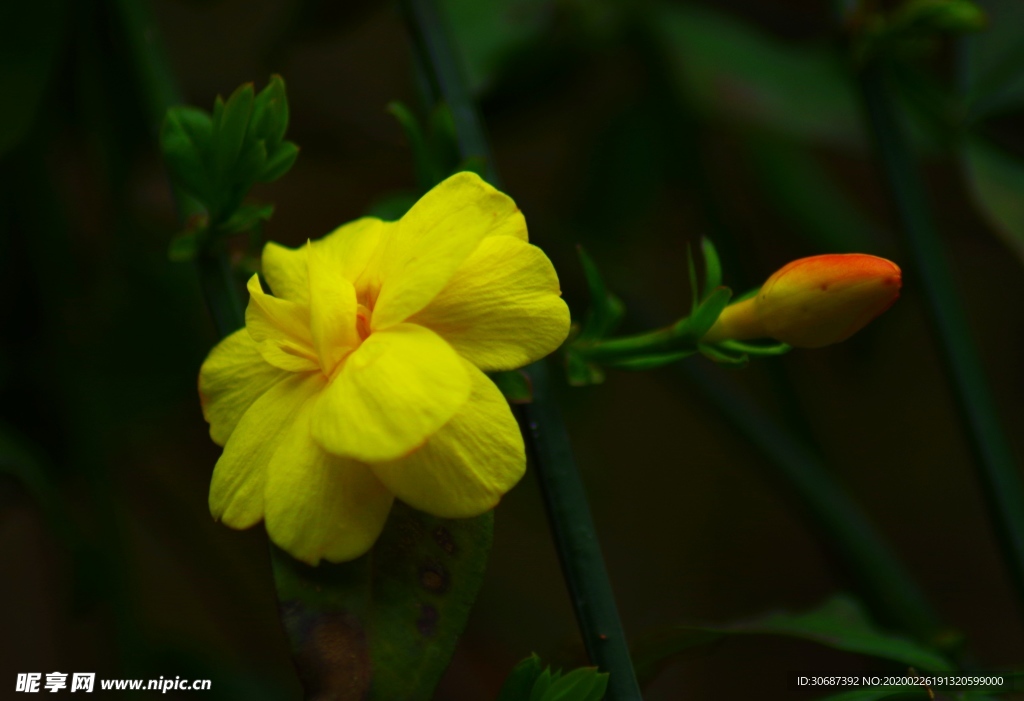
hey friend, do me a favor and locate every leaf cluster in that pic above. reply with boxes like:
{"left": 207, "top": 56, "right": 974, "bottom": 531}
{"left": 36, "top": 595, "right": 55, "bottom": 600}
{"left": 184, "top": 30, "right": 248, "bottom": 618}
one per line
{"left": 160, "top": 76, "right": 299, "bottom": 260}
{"left": 497, "top": 655, "right": 609, "bottom": 701}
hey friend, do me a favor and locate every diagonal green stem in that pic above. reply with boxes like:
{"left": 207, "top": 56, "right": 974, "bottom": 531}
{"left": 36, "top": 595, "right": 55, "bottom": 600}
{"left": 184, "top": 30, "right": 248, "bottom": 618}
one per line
{"left": 678, "top": 361, "right": 950, "bottom": 647}
{"left": 858, "top": 60, "right": 1024, "bottom": 618}
{"left": 398, "top": 0, "right": 643, "bottom": 697}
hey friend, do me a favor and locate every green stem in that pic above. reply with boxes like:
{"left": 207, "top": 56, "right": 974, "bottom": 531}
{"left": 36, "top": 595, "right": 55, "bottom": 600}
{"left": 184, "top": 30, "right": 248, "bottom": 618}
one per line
{"left": 858, "top": 60, "right": 1024, "bottom": 617}
{"left": 399, "top": 1, "right": 643, "bottom": 696}
{"left": 111, "top": 0, "right": 244, "bottom": 339}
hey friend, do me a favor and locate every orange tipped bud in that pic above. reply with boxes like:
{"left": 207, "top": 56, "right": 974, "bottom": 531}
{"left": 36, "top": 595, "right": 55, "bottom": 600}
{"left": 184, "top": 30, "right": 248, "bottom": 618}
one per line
{"left": 702, "top": 254, "right": 902, "bottom": 348}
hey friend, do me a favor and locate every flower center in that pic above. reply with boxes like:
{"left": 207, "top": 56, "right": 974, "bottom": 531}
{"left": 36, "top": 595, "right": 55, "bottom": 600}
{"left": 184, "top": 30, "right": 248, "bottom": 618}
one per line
{"left": 356, "top": 303, "right": 373, "bottom": 341}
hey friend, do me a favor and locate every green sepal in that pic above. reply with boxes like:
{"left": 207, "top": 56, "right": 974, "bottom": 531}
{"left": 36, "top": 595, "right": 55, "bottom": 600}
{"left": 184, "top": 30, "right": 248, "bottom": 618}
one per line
{"left": 576, "top": 246, "right": 625, "bottom": 342}
{"left": 716, "top": 340, "right": 791, "bottom": 357}
{"left": 700, "top": 237, "right": 722, "bottom": 297}
{"left": 212, "top": 82, "right": 256, "bottom": 181}
{"left": 497, "top": 655, "right": 545, "bottom": 701}
{"left": 679, "top": 286, "right": 732, "bottom": 343}
{"left": 491, "top": 370, "right": 533, "bottom": 404}
{"left": 565, "top": 347, "right": 605, "bottom": 387}
{"left": 272, "top": 503, "right": 493, "bottom": 701}
{"left": 606, "top": 350, "right": 696, "bottom": 371}
{"left": 257, "top": 140, "right": 299, "bottom": 183}
{"left": 698, "top": 343, "right": 749, "bottom": 367}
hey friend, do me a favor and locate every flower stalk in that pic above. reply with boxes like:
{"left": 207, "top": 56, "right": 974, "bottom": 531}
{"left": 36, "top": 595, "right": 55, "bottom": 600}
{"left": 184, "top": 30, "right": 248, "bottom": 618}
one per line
{"left": 398, "top": 0, "right": 644, "bottom": 697}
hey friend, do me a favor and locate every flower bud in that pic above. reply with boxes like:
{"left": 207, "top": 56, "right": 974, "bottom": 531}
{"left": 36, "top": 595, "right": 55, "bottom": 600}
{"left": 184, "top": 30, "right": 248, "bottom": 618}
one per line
{"left": 702, "top": 254, "right": 902, "bottom": 348}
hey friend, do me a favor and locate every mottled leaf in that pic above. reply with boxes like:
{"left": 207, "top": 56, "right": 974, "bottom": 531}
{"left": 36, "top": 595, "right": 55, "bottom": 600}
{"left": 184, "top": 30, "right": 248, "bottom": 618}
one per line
{"left": 272, "top": 502, "right": 493, "bottom": 701}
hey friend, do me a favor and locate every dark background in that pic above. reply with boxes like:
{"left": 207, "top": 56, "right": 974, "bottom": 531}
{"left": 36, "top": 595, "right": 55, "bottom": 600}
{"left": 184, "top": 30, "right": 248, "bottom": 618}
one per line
{"left": 2, "top": 0, "right": 1024, "bottom": 698}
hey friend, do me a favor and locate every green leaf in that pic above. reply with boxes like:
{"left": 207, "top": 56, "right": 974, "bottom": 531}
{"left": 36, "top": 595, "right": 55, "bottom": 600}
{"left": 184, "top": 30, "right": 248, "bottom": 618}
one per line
{"left": 576, "top": 247, "right": 625, "bottom": 342}
{"left": 491, "top": 370, "right": 533, "bottom": 404}
{"left": 564, "top": 348, "right": 605, "bottom": 387}
{"left": 652, "top": 3, "right": 863, "bottom": 147}
{"left": 257, "top": 140, "right": 299, "bottom": 183}
{"left": 632, "top": 595, "right": 954, "bottom": 686}
{"left": 212, "top": 82, "right": 255, "bottom": 182}
{"left": 963, "top": 138, "right": 1024, "bottom": 264}
{"left": 161, "top": 107, "right": 215, "bottom": 200}
{"left": 272, "top": 503, "right": 493, "bottom": 701}
{"left": 529, "top": 667, "right": 555, "bottom": 701}
{"left": 497, "top": 655, "right": 545, "bottom": 701}
{"left": 543, "top": 667, "right": 608, "bottom": 701}
{"left": 250, "top": 74, "right": 289, "bottom": 153}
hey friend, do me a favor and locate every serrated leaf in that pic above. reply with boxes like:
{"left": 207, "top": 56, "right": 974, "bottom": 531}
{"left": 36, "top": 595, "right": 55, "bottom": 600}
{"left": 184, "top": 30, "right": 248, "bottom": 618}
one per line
{"left": 272, "top": 503, "right": 492, "bottom": 701}
{"left": 963, "top": 138, "right": 1024, "bottom": 264}
{"left": 632, "top": 595, "right": 954, "bottom": 687}
{"left": 257, "top": 141, "right": 299, "bottom": 183}
{"left": 497, "top": 655, "right": 545, "bottom": 701}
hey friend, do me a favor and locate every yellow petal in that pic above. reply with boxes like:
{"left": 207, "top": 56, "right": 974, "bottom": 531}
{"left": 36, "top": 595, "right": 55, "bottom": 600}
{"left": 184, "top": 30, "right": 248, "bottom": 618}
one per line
{"left": 312, "top": 323, "right": 471, "bottom": 462}
{"left": 370, "top": 172, "right": 526, "bottom": 330}
{"left": 209, "top": 372, "right": 324, "bottom": 529}
{"left": 318, "top": 217, "right": 389, "bottom": 285}
{"left": 264, "top": 397, "right": 394, "bottom": 565}
{"left": 199, "top": 329, "right": 290, "bottom": 446}
{"left": 371, "top": 360, "right": 525, "bottom": 518}
{"left": 410, "top": 235, "right": 570, "bottom": 372}
{"left": 308, "top": 241, "right": 359, "bottom": 374}
{"left": 245, "top": 274, "right": 319, "bottom": 372}
{"left": 262, "top": 241, "right": 310, "bottom": 305}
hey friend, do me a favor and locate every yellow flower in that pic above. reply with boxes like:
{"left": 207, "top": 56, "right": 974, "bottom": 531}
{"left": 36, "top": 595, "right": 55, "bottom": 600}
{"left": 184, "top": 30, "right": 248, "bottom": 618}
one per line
{"left": 198, "top": 172, "right": 570, "bottom": 564}
{"left": 702, "top": 253, "right": 901, "bottom": 348}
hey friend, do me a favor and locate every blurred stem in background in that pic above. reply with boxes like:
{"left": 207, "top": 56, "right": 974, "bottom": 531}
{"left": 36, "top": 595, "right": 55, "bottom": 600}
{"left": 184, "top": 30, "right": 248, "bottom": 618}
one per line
{"left": 858, "top": 57, "right": 1024, "bottom": 622}
{"left": 399, "top": 0, "right": 644, "bottom": 697}
{"left": 621, "top": 1, "right": 949, "bottom": 648}
{"left": 112, "top": 0, "right": 243, "bottom": 338}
